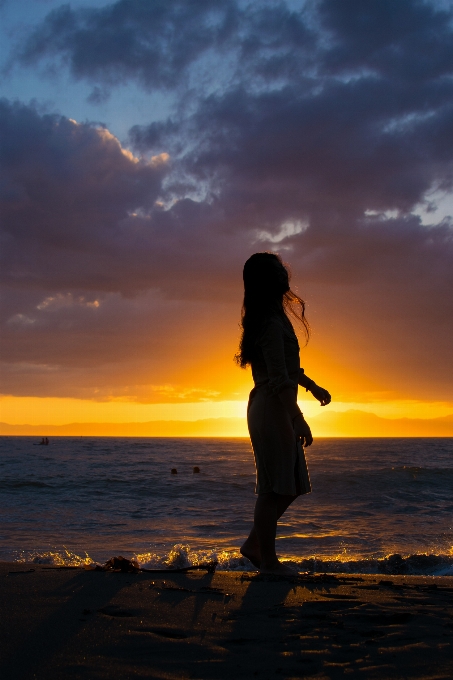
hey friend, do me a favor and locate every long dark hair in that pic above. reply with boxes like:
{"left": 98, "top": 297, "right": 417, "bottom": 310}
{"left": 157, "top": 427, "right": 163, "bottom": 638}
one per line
{"left": 235, "top": 252, "right": 310, "bottom": 368}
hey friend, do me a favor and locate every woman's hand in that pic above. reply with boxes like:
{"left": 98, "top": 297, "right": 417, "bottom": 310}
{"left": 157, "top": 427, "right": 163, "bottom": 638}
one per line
{"left": 294, "top": 414, "right": 313, "bottom": 447}
{"left": 310, "top": 384, "right": 331, "bottom": 406}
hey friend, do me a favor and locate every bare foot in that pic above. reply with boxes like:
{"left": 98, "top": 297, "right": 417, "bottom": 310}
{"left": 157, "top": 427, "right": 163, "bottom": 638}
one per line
{"left": 240, "top": 544, "right": 261, "bottom": 569}
{"left": 259, "top": 561, "right": 298, "bottom": 576}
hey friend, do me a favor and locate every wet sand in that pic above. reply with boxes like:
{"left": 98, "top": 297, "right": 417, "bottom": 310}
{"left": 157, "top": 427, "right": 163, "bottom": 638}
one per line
{"left": 1, "top": 562, "right": 452, "bottom": 679}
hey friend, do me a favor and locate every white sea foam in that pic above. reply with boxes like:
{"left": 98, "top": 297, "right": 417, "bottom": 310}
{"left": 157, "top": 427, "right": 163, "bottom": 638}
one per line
{"left": 14, "top": 543, "right": 453, "bottom": 576}
{"left": 134, "top": 544, "right": 255, "bottom": 571}
{"left": 17, "top": 547, "right": 93, "bottom": 567}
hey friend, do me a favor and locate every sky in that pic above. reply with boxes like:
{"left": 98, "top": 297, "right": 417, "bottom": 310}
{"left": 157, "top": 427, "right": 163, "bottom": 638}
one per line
{"left": 1, "top": 0, "right": 453, "bottom": 433}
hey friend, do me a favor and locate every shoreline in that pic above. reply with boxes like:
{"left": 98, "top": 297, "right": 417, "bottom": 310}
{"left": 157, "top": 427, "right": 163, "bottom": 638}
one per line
{"left": 2, "top": 563, "right": 452, "bottom": 679}
{"left": 2, "top": 549, "right": 453, "bottom": 578}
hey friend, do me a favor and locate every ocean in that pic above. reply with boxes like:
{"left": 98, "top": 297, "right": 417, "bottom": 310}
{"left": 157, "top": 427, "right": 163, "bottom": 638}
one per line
{"left": 1, "top": 436, "right": 452, "bottom": 575}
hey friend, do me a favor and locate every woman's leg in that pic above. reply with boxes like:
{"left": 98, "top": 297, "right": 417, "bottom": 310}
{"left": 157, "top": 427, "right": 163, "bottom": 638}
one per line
{"left": 275, "top": 493, "right": 298, "bottom": 520}
{"left": 240, "top": 526, "right": 261, "bottom": 568}
{"left": 241, "top": 492, "right": 297, "bottom": 571}
{"left": 255, "top": 492, "right": 298, "bottom": 573}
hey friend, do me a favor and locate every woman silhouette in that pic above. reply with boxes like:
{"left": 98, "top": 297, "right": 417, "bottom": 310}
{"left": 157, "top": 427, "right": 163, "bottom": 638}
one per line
{"left": 237, "top": 252, "right": 331, "bottom": 574}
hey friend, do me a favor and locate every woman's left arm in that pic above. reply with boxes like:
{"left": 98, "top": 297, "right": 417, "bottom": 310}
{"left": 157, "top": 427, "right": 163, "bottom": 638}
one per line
{"left": 299, "top": 368, "right": 331, "bottom": 406}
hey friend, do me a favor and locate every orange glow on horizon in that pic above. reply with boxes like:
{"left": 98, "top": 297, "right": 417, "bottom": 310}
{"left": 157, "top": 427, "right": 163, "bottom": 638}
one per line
{"left": 2, "top": 311, "right": 452, "bottom": 437}
{"left": 1, "top": 395, "right": 452, "bottom": 437}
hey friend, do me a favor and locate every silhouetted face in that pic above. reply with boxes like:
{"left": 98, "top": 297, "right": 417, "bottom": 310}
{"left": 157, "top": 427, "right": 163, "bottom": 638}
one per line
{"left": 243, "top": 252, "right": 290, "bottom": 298}
{"left": 269, "top": 258, "right": 290, "bottom": 294}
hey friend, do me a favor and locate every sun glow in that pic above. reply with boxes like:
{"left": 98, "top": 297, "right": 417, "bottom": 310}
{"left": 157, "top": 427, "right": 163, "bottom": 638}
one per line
{"left": 0, "top": 396, "right": 247, "bottom": 426}
{"left": 0, "top": 395, "right": 452, "bottom": 437}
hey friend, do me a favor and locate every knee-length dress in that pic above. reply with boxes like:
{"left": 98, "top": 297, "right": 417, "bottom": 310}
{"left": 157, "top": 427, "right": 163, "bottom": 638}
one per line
{"left": 247, "top": 313, "right": 311, "bottom": 496}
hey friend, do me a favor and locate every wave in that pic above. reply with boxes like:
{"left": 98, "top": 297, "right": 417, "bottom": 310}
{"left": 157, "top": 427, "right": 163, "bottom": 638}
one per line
{"left": 14, "top": 544, "right": 453, "bottom": 576}
{"left": 1, "top": 481, "right": 53, "bottom": 489}
{"left": 292, "top": 552, "right": 453, "bottom": 577}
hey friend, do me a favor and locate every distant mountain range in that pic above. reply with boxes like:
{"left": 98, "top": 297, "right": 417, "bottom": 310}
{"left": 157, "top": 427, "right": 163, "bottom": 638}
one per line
{"left": 1, "top": 409, "right": 453, "bottom": 437}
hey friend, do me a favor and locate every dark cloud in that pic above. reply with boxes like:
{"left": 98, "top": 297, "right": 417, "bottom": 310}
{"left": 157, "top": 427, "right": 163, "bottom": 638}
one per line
{"left": 2, "top": 0, "right": 453, "bottom": 402}
{"left": 319, "top": 0, "right": 453, "bottom": 81}
{"left": 16, "top": 0, "right": 240, "bottom": 89}
{"left": 0, "top": 98, "right": 173, "bottom": 293}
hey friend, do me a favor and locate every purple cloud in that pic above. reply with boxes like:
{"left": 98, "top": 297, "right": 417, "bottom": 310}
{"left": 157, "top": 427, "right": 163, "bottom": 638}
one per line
{"left": 2, "top": 0, "right": 453, "bottom": 402}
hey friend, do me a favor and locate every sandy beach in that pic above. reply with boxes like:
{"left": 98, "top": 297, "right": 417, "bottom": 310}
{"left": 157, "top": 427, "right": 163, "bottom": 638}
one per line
{"left": 1, "top": 563, "right": 452, "bottom": 679}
